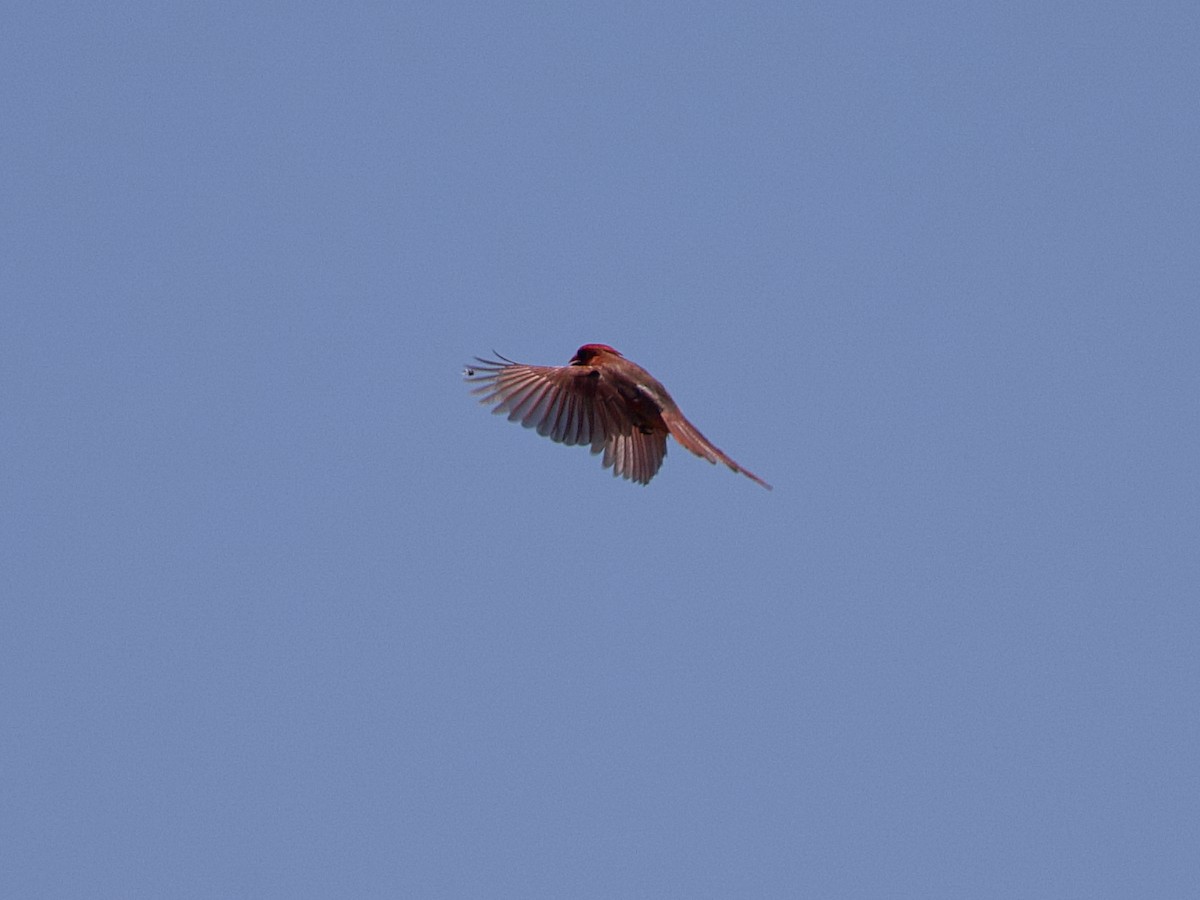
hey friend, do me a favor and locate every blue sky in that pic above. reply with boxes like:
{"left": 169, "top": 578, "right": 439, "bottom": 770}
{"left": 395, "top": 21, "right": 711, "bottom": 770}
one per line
{"left": 4, "top": 1, "right": 1198, "bottom": 896}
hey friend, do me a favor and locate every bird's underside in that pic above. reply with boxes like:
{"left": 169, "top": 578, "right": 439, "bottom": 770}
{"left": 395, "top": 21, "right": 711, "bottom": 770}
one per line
{"left": 465, "top": 344, "right": 771, "bottom": 490}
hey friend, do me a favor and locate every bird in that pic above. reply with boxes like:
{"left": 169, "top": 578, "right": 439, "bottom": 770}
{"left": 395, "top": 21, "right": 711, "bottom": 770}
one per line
{"left": 464, "top": 343, "right": 771, "bottom": 489}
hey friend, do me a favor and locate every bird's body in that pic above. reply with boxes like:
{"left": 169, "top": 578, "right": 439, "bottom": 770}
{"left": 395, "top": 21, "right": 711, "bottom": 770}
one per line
{"left": 465, "top": 344, "right": 771, "bottom": 489}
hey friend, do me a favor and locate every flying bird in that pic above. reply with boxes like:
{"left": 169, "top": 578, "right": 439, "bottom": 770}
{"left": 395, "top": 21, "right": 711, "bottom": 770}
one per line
{"left": 464, "top": 344, "right": 771, "bottom": 489}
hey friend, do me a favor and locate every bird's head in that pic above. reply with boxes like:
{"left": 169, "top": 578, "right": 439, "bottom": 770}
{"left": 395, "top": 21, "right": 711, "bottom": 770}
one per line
{"left": 571, "top": 344, "right": 622, "bottom": 365}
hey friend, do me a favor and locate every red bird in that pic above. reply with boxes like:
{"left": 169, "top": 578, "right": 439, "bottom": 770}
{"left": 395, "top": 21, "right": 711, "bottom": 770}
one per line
{"left": 465, "top": 344, "right": 771, "bottom": 489}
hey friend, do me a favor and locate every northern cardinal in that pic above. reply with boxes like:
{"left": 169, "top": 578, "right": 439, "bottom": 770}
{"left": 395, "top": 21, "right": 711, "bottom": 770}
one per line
{"left": 465, "top": 344, "right": 771, "bottom": 489}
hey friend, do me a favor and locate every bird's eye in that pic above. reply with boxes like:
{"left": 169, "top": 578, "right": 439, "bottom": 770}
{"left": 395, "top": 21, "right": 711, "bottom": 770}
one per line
{"left": 464, "top": 367, "right": 476, "bottom": 377}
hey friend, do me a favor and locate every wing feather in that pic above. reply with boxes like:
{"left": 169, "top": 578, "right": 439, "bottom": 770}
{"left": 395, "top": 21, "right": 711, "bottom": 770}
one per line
{"left": 467, "top": 355, "right": 671, "bottom": 484}
{"left": 466, "top": 355, "right": 635, "bottom": 456}
{"left": 660, "top": 408, "right": 772, "bottom": 490}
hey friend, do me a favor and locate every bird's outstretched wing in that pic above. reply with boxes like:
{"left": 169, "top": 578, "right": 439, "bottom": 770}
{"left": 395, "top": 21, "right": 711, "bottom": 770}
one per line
{"left": 465, "top": 355, "right": 667, "bottom": 484}
{"left": 661, "top": 407, "right": 773, "bottom": 490}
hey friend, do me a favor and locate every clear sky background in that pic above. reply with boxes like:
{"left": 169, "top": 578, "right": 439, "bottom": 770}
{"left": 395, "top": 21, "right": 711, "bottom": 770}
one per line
{"left": 4, "top": 2, "right": 1198, "bottom": 897}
